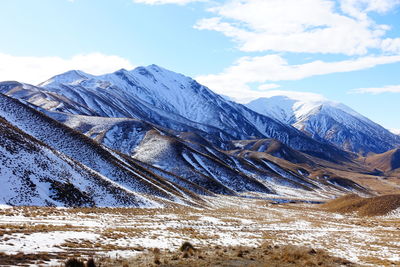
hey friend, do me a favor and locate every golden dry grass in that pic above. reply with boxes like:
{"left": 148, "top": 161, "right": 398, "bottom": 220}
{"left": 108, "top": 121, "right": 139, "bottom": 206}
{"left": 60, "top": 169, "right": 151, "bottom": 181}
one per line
{"left": 86, "top": 242, "right": 359, "bottom": 267}
{"left": 322, "top": 194, "right": 400, "bottom": 216}
{"left": 0, "top": 252, "right": 54, "bottom": 266}
{"left": 364, "top": 148, "right": 400, "bottom": 173}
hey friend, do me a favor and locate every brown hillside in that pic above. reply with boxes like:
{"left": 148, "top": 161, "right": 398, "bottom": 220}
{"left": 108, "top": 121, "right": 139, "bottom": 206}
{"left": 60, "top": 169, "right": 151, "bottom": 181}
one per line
{"left": 229, "top": 138, "right": 313, "bottom": 164}
{"left": 322, "top": 194, "right": 400, "bottom": 216}
{"left": 365, "top": 148, "right": 400, "bottom": 172}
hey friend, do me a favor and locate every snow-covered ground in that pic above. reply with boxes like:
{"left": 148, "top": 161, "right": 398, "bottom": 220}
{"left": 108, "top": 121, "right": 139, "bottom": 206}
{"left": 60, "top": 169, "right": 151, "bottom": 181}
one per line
{"left": 0, "top": 196, "right": 399, "bottom": 266}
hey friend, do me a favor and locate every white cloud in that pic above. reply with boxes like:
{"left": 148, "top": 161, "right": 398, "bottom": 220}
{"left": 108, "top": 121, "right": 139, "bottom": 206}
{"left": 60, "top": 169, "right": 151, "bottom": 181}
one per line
{"left": 0, "top": 53, "right": 134, "bottom": 85}
{"left": 258, "top": 84, "right": 281, "bottom": 91}
{"left": 351, "top": 84, "right": 400, "bottom": 94}
{"left": 194, "top": 0, "right": 399, "bottom": 55}
{"left": 390, "top": 128, "right": 400, "bottom": 135}
{"left": 193, "top": 0, "right": 400, "bottom": 102}
{"left": 196, "top": 54, "right": 400, "bottom": 102}
{"left": 133, "top": 0, "right": 203, "bottom": 5}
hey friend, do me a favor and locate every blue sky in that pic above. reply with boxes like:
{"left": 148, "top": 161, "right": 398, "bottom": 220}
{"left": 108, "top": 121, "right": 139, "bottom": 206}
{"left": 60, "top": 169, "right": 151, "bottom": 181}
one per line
{"left": 0, "top": 0, "right": 399, "bottom": 131}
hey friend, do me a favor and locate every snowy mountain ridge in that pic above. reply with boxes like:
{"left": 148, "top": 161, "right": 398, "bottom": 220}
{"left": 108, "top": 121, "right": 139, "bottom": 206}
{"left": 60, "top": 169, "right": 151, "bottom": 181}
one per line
{"left": 246, "top": 95, "right": 369, "bottom": 125}
{"left": 0, "top": 65, "right": 349, "bottom": 162}
{"left": 246, "top": 95, "right": 400, "bottom": 154}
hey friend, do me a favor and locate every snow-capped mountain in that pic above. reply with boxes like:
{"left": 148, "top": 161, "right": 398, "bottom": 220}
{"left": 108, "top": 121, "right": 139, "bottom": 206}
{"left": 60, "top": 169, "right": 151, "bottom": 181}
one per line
{"left": 0, "top": 65, "right": 349, "bottom": 163}
{"left": 0, "top": 65, "right": 391, "bottom": 206}
{"left": 0, "top": 92, "right": 368, "bottom": 206}
{"left": 246, "top": 96, "right": 400, "bottom": 155}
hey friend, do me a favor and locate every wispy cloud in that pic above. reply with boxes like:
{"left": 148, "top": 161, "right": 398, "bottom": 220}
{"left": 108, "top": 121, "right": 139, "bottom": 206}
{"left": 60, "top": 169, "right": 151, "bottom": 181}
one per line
{"left": 196, "top": 54, "right": 400, "bottom": 101}
{"left": 0, "top": 53, "right": 134, "bottom": 85}
{"left": 351, "top": 84, "right": 400, "bottom": 94}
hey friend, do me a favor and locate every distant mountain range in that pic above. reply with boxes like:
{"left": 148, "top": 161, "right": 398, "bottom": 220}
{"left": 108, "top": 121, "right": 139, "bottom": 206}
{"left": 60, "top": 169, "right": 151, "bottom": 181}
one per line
{"left": 0, "top": 65, "right": 398, "bottom": 207}
{"left": 246, "top": 96, "right": 400, "bottom": 155}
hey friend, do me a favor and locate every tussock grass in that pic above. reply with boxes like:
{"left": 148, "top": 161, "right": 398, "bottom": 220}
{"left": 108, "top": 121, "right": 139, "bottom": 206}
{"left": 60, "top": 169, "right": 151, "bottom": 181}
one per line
{"left": 0, "top": 252, "right": 53, "bottom": 265}
{"left": 60, "top": 239, "right": 145, "bottom": 252}
{"left": 89, "top": 242, "right": 358, "bottom": 267}
{"left": 322, "top": 194, "right": 400, "bottom": 216}
{"left": 0, "top": 223, "right": 81, "bottom": 235}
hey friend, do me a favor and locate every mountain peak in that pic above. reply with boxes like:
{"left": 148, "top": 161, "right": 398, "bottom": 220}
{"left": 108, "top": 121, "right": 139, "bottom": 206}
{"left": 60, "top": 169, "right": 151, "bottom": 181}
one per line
{"left": 114, "top": 68, "right": 129, "bottom": 74}
{"left": 148, "top": 64, "right": 163, "bottom": 71}
{"left": 131, "top": 64, "right": 169, "bottom": 76}
{"left": 39, "top": 69, "right": 91, "bottom": 87}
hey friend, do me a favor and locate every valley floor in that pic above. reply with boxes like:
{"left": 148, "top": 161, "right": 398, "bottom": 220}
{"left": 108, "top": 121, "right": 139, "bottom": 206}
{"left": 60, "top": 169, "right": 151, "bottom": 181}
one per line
{"left": 0, "top": 196, "right": 399, "bottom": 266}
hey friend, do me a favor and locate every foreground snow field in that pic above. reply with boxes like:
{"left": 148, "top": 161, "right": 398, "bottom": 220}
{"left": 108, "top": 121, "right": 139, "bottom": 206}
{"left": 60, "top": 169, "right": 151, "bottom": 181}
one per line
{"left": 0, "top": 196, "right": 399, "bottom": 266}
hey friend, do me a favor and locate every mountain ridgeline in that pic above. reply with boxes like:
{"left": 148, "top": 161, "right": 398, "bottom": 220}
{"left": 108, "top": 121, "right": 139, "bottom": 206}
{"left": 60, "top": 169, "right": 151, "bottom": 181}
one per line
{"left": 246, "top": 96, "right": 400, "bottom": 155}
{"left": 0, "top": 64, "right": 397, "bottom": 207}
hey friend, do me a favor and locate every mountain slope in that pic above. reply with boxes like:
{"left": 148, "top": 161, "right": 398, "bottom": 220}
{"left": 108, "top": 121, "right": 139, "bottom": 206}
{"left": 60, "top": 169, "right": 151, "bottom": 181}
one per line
{"left": 3, "top": 93, "right": 349, "bottom": 203}
{"left": 0, "top": 115, "right": 158, "bottom": 207}
{"left": 0, "top": 93, "right": 214, "bottom": 207}
{"left": 40, "top": 107, "right": 368, "bottom": 198}
{"left": 132, "top": 128, "right": 372, "bottom": 198}
{"left": 38, "top": 110, "right": 368, "bottom": 198}
{"left": 365, "top": 148, "right": 400, "bottom": 173}
{"left": 246, "top": 96, "right": 400, "bottom": 154}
